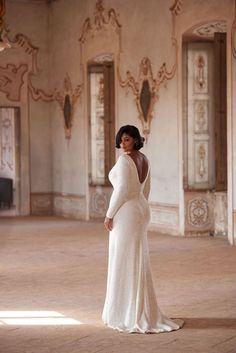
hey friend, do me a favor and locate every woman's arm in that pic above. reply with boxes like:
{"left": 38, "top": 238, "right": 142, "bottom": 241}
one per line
{"left": 106, "top": 155, "right": 130, "bottom": 219}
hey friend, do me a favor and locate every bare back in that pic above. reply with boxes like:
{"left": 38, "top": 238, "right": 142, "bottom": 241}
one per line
{"left": 128, "top": 151, "right": 149, "bottom": 184}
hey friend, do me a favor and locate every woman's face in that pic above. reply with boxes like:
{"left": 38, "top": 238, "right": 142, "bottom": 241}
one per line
{"left": 120, "top": 133, "right": 136, "bottom": 152}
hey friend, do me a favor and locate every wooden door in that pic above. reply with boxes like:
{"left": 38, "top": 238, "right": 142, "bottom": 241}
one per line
{"left": 214, "top": 32, "right": 227, "bottom": 191}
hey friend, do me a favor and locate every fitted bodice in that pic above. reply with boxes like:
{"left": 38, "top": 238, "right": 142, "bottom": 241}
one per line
{"left": 103, "top": 153, "right": 183, "bottom": 333}
{"left": 106, "top": 154, "right": 150, "bottom": 219}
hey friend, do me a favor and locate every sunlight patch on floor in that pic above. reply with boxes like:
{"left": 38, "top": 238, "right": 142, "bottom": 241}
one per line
{"left": 0, "top": 311, "right": 83, "bottom": 326}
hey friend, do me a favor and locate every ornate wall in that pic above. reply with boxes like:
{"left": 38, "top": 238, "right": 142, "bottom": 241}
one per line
{"left": 1, "top": 0, "right": 236, "bottom": 243}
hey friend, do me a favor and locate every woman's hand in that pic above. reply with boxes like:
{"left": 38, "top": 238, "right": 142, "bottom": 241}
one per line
{"left": 104, "top": 217, "right": 113, "bottom": 232}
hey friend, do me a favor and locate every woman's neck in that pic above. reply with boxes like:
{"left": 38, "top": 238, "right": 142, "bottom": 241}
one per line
{"left": 124, "top": 150, "right": 138, "bottom": 155}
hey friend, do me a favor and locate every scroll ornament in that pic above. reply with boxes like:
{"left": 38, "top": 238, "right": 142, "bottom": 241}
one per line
{"left": 118, "top": 56, "right": 176, "bottom": 139}
{"left": 29, "top": 74, "right": 83, "bottom": 139}
{"left": 117, "top": 0, "right": 180, "bottom": 139}
{"left": 79, "top": 0, "right": 121, "bottom": 45}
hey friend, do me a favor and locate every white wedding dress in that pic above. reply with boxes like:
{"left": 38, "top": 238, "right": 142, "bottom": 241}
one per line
{"left": 102, "top": 154, "right": 183, "bottom": 333}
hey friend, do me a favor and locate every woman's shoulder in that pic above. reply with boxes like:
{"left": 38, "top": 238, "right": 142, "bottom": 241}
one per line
{"left": 139, "top": 151, "right": 149, "bottom": 164}
{"left": 117, "top": 153, "right": 131, "bottom": 164}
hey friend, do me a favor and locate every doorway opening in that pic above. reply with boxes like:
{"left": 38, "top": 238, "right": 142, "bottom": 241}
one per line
{"left": 182, "top": 25, "right": 227, "bottom": 236}
{"left": 0, "top": 107, "right": 20, "bottom": 216}
{"left": 87, "top": 60, "right": 115, "bottom": 219}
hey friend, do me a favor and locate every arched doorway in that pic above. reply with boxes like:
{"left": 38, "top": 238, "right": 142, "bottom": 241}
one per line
{"left": 182, "top": 21, "right": 228, "bottom": 236}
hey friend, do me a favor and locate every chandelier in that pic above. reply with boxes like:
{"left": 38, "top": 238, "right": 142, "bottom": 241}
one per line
{"left": 0, "top": 0, "right": 11, "bottom": 52}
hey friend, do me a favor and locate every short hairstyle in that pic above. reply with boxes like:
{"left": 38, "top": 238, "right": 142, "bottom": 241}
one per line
{"left": 115, "top": 125, "right": 145, "bottom": 150}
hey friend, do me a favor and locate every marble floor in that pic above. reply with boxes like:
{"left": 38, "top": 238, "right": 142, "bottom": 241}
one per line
{"left": 0, "top": 216, "right": 236, "bottom": 353}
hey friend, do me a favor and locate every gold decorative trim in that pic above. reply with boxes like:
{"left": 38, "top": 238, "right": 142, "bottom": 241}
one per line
{"left": 54, "top": 74, "right": 83, "bottom": 139}
{"left": 169, "top": 0, "right": 183, "bottom": 16}
{"left": 0, "top": 63, "right": 28, "bottom": 101}
{"left": 79, "top": 0, "right": 122, "bottom": 46}
{"left": 118, "top": 55, "right": 177, "bottom": 138}
{"left": 29, "top": 74, "right": 83, "bottom": 139}
{"left": 10, "top": 33, "right": 39, "bottom": 74}
{"left": 4, "top": 31, "right": 83, "bottom": 139}
{"left": 0, "top": 31, "right": 39, "bottom": 102}
{"left": 28, "top": 77, "right": 54, "bottom": 102}
{"left": 79, "top": 0, "right": 122, "bottom": 86}
{"left": 117, "top": 0, "right": 180, "bottom": 138}
{"left": 118, "top": 3, "right": 178, "bottom": 139}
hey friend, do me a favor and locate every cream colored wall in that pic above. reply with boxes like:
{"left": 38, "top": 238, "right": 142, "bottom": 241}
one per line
{"left": 5, "top": 1, "right": 52, "bottom": 193}
{"left": 48, "top": 0, "right": 178, "bottom": 223}
{"left": 2, "top": 0, "right": 236, "bottom": 241}
{"left": 1, "top": 1, "right": 51, "bottom": 214}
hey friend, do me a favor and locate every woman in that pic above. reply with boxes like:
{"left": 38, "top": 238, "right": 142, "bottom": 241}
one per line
{"left": 103, "top": 125, "right": 183, "bottom": 333}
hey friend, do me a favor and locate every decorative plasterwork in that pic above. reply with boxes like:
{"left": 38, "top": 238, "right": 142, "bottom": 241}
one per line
{"left": 28, "top": 77, "right": 54, "bottom": 102}
{"left": 79, "top": 0, "right": 179, "bottom": 138}
{"left": 188, "top": 198, "right": 209, "bottom": 227}
{"left": 169, "top": 0, "right": 183, "bottom": 17}
{"left": 118, "top": 57, "right": 176, "bottom": 138}
{"left": 193, "top": 21, "right": 227, "bottom": 38}
{"left": 0, "top": 33, "right": 38, "bottom": 102}
{"left": 31, "top": 193, "right": 53, "bottom": 215}
{"left": 0, "top": 64, "right": 28, "bottom": 101}
{"left": 53, "top": 193, "right": 86, "bottom": 219}
{"left": 194, "top": 101, "right": 208, "bottom": 133}
{"left": 10, "top": 33, "right": 39, "bottom": 74}
{"left": 29, "top": 74, "right": 83, "bottom": 139}
{"left": 93, "top": 53, "right": 114, "bottom": 63}
{"left": 89, "top": 186, "right": 111, "bottom": 218}
{"left": 2, "top": 28, "right": 82, "bottom": 139}
{"left": 198, "top": 144, "right": 206, "bottom": 178}
{"left": 54, "top": 75, "right": 83, "bottom": 139}
{"left": 79, "top": 0, "right": 121, "bottom": 47}
{"left": 118, "top": 0, "right": 179, "bottom": 138}
{"left": 187, "top": 44, "right": 213, "bottom": 189}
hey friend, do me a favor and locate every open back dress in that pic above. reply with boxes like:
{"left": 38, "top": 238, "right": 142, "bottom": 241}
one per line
{"left": 102, "top": 153, "right": 183, "bottom": 333}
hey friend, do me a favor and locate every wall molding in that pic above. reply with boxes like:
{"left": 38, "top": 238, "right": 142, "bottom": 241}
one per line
{"left": 118, "top": 55, "right": 177, "bottom": 139}
{"left": 0, "top": 63, "right": 28, "bottom": 101}
{"left": 31, "top": 192, "right": 53, "bottom": 215}
{"left": 53, "top": 192, "right": 86, "bottom": 219}
{"left": 79, "top": 0, "right": 122, "bottom": 51}
{"left": 3, "top": 30, "right": 83, "bottom": 139}
{"left": 117, "top": 0, "right": 181, "bottom": 138}
{"left": 31, "top": 192, "right": 86, "bottom": 219}
{"left": 29, "top": 74, "right": 83, "bottom": 139}
{"left": 149, "top": 202, "right": 179, "bottom": 235}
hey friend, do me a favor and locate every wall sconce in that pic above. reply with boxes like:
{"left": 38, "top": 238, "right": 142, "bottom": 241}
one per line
{"left": 0, "top": 0, "right": 11, "bottom": 52}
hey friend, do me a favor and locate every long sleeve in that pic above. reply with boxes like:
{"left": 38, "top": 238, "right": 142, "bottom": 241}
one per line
{"left": 143, "top": 171, "right": 150, "bottom": 201}
{"left": 106, "top": 156, "right": 130, "bottom": 218}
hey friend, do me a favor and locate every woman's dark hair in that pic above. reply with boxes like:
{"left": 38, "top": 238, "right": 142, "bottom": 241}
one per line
{"left": 115, "top": 125, "right": 145, "bottom": 150}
